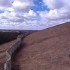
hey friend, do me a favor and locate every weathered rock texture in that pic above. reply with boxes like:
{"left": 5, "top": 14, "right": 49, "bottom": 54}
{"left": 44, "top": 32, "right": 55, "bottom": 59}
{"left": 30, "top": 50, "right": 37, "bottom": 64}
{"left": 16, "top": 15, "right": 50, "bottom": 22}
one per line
{"left": 0, "top": 40, "right": 17, "bottom": 70}
{"left": 0, "top": 31, "right": 35, "bottom": 70}
{"left": 4, "top": 36, "right": 22, "bottom": 70}
{"left": 13, "top": 22, "right": 70, "bottom": 70}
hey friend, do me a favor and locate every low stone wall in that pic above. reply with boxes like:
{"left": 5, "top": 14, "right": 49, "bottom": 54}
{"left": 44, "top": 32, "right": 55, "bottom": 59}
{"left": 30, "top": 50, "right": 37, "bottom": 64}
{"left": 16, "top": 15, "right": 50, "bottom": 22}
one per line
{"left": 4, "top": 35, "right": 23, "bottom": 70}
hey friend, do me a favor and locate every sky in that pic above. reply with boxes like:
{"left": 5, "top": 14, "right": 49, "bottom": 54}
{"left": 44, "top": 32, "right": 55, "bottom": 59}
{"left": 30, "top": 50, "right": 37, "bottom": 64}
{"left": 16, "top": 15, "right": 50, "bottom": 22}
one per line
{"left": 0, "top": 0, "right": 70, "bottom": 30}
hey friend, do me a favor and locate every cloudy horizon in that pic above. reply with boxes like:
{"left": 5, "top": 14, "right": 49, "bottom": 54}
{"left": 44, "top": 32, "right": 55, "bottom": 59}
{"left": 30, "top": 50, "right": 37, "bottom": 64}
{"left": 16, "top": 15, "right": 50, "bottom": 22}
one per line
{"left": 0, "top": 0, "right": 70, "bottom": 30}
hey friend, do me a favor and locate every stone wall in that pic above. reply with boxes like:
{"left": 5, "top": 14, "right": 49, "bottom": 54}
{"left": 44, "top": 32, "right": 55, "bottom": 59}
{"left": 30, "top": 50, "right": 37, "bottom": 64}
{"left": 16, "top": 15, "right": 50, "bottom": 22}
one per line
{"left": 4, "top": 35, "right": 23, "bottom": 70}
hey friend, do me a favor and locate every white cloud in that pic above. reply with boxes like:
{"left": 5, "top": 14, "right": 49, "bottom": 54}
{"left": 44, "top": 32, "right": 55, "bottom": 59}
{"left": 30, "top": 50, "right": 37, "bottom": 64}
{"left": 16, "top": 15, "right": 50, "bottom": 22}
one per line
{"left": 22, "top": 10, "right": 37, "bottom": 18}
{"left": 0, "top": 0, "right": 70, "bottom": 30}
{"left": 0, "top": 0, "right": 35, "bottom": 20}
{"left": 0, "top": 0, "right": 12, "bottom": 8}
{"left": 43, "top": 0, "right": 63, "bottom": 9}
{"left": 43, "top": 0, "right": 70, "bottom": 20}
{"left": 12, "top": 0, "right": 34, "bottom": 12}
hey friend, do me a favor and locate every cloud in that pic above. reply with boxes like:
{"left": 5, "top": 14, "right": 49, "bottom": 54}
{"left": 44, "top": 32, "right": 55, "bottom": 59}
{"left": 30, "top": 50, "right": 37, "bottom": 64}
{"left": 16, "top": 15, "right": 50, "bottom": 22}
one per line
{"left": 0, "top": 0, "right": 34, "bottom": 11}
{"left": 42, "top": 0, "right": 70, "bottom": 20}
{"left": 43, "top": 0, "right": 64, "bottom": 9}
{"left": 12, "top": 0, "right": 34, "bottom": 12}
{"left": 0, "top": 0, "right": 12, "bottom": 8}
{"left": 0, "top": 0, "right": 35, "bottom": 20}
{"left": 43, "top": 0, "right": 70, "bottom": 9}
{"left": 0, "top": 0, "right": 70, "bottom": 30}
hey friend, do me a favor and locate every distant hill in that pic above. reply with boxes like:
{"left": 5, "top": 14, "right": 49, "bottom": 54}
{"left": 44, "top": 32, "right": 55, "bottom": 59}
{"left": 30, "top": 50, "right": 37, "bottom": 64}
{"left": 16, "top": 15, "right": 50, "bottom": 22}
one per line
{"left": 0, "top": 32, "right": 19, "bottom": 44}
{"left": 0, "top": 30, "right": 37, "bottom": 44}
{"left": 13, "top": 22, "right": 70, "bottom": 70}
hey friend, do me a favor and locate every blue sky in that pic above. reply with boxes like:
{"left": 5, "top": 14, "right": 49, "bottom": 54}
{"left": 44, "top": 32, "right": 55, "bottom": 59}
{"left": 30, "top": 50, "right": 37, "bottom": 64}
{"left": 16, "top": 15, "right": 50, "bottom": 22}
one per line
{"left": 31, "top": 0, "right": 49, "bottom": 11}
{"left": 0, "top": 0, "right": 49, "bottom": 13}
{"left": 0, "top": 10, "right": 4, "bottom": 13}
{"left": 0, "top": 0, "right": 70, "bottom": 30}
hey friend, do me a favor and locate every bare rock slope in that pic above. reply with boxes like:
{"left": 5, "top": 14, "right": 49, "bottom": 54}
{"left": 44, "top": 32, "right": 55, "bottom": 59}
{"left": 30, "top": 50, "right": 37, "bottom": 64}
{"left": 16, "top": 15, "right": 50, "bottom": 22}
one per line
{"left": 13, "top": 22, "right": 70, "bottom": 70}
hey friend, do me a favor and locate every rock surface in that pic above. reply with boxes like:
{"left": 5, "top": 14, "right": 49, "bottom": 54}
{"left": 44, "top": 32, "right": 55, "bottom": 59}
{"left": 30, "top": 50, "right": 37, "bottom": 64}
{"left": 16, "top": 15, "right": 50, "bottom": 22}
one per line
{"left": 11, "top": 22, "right": 70, "bottom": 70}
{"left": 0, "top": 40, "right": 17, "bottom": 70}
